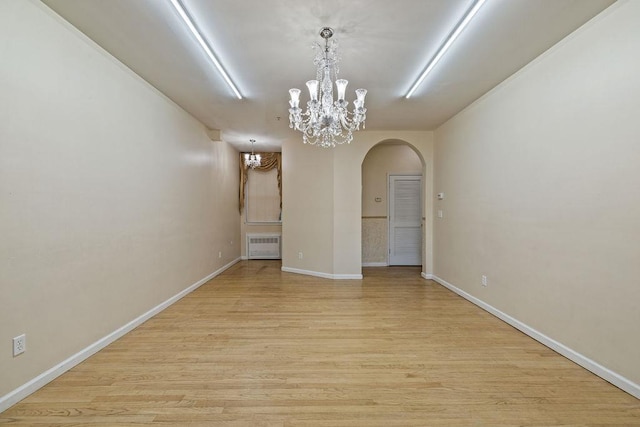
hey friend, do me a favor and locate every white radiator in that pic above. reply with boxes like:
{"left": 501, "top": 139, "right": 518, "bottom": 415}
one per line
{"left": 247, "top": 234, "right": 281, "bottom": 259}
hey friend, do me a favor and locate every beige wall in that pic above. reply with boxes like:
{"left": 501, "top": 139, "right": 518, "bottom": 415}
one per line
{"left": 362, "top": 144, "right": 423, "bottom": 265}
{"left": 434, "top": 0, "right": 640, "bottom": 386}
{"left": 0, "top": 0, "right": 240, "bottom": 399}
{"left": 241, "top": 223, "right": 282, "bottom": 258}
{"left": 282, "top": 131, "right": 433, "bottom": 277}
{"left": 362, "top": 144, "right": 423, "bottom": 217}
{"left": 240, "top": 168, "right": 282, "bottom": 258}
{"left": 281, "top": 138, "right": 335, "bottom": 274}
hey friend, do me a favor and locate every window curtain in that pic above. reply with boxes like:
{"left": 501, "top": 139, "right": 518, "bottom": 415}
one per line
{"left": 239, "top": 152, "right": 282, "bottom": 212}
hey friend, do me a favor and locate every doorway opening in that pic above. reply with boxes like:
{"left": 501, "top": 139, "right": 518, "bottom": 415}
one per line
{"left": 361, "top": 141, "right": 424, "bottom": 270}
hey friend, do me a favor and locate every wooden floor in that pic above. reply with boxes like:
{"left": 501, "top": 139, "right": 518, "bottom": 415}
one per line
{"left": 2, "top": 261, "right": 639, "bottom": 426}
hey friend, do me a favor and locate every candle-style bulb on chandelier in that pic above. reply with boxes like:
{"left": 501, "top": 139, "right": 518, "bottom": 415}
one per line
{"left": 244, "top": 139, "right": 261, "bottom": 169}
{"left": 288, "top": 27, "right": 367, "bottom": 148}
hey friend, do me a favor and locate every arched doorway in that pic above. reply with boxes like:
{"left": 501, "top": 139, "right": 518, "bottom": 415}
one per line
{"left": 361, "top": 140, "right": 425, "bottom": 270}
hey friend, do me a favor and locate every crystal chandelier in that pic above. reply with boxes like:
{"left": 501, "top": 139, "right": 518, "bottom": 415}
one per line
{"left": 288, "top": 27, "right": 367, "bottom": 148}
{"left": 244, "top": 139, "right": 261, "bottom": 169}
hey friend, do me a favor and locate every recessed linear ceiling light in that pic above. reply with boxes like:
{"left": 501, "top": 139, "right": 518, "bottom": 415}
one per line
{"left": 405, "top": 0, "right": 487, "bottom": 99}
{"left": 168, "top": 0, "right": 242, "bottom": 100}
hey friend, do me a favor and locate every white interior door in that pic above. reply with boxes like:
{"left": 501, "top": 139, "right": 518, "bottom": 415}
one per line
{"left": 389, "top": 175, "right": 422, "bottom": 266}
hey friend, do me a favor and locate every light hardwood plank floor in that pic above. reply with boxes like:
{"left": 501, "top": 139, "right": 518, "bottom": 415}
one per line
{"left": 2, "top": 260, "right": 639, "bottom": 426}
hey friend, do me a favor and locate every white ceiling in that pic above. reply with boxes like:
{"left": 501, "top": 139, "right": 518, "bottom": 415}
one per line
{"left": 41, "top": 0, "right": 615, "bottom": 152}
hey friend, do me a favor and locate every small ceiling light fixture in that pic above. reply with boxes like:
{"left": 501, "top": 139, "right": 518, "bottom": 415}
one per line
{"left": 168, "top": 0, "right": 242, "bottom": 100}
{"left": 244, "top": 139, "right": 261, "bottom": 169}
{"left": 405, "top": 0, "right": 487, "bottom": 99}
{"left": 288, "top": 27, "right": 367, "bottom": 148}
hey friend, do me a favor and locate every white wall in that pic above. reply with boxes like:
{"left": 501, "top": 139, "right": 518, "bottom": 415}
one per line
{"left": 434, "top": 0, "right": 640, "bottom": 390}
{"left": 282, "top": 131, "right": 433, "bottom": 278}
{"left": 0, "top": 0, "right": 240, "bottom": 402}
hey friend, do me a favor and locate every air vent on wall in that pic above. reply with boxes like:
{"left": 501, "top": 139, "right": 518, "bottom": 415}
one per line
{"left": 247, "top": 234, "right": 281, "bottom": 259}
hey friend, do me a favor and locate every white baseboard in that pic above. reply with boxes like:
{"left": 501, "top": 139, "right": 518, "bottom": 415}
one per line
{"left": 333, "top": 273, "right": 363, "bottom": 280}
{"left": 362, "top": 262, "right": 388, "bottom": 267}
{"left": 431, "top": 275, "right": 640, "bottom": 400}
{"left": 421, "top": 272, "right": 434, "bottom": 280}
{"left": 0, "top": 257, "right": 241, "bottom": 413}
{"left": 281, "top": 266, "right": 363, "bottom": 280}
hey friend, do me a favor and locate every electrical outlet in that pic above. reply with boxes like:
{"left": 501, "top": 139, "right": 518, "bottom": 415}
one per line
{"left": 218, "top": 251, "right": 222, "bottom": 259}
{"left": 298, "top": 252, "right": 303, "bottom": 259}
{"left": 13, "top": 334, "right": 26, "bottom": 357}
{"left": 481, "top": 275, "right": 488, "bottom": 287}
